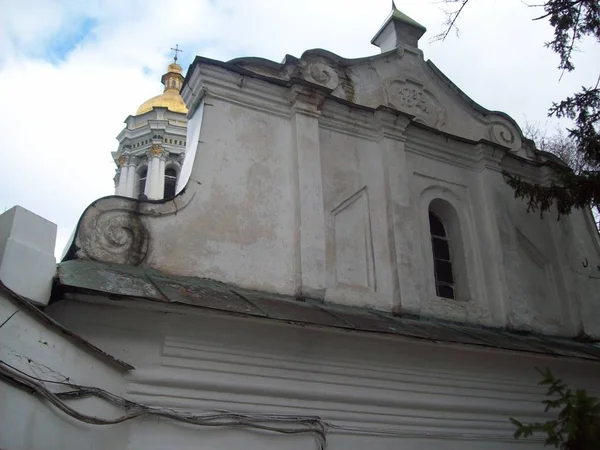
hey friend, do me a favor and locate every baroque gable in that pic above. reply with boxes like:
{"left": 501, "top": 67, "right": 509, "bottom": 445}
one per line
{"left": 228, "top": 46, "right": 527, "bottom": 157}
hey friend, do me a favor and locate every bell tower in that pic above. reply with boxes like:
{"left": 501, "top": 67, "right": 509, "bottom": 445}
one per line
{"left": 112, "top": 47, "right": 188, "bottom": 200}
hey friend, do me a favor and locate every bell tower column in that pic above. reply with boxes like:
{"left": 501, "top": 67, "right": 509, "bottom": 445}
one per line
{"left": 125, "top": 156, "right": 138, "bottom": 198}
{"left": 115, "top": 156, "right": 128, "bottom": 196}
{"left": 158, "top": 153, "right": 168, "bottom": 198}
{"left": 145, "top": 144, "right": 166, "bottom": 200}
{"left": 144, "top": 153, "right": 154, "bottom": 199}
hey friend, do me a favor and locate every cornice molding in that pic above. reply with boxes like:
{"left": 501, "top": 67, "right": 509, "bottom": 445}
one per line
{"left": 404, "top": 128, "right": 480, "bottom": 171}
{"left": 319, "top": 101, "right": 379, "bottom": 140}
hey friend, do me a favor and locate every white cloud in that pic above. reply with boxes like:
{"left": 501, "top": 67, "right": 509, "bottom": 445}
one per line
{"left": 0, "top": 0, "right": 598, "bottom": 257}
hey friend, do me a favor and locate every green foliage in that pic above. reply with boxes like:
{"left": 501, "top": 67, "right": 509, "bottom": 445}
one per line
{"left": 541, "top": 0, "right": 600, "bottom": 74}
{"left": 504, "top": 168, "right": 600, "bottom": 219}
{"left": 510, "top": 368, "right": 600, "bottom": 449}
{"left": 439, "top": 0, "right": 600, "bottom": 219}
{"left": 506, "top": 0, "right": 600, "bottom": 218}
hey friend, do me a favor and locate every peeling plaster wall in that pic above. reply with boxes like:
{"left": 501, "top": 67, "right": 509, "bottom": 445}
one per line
{"left": 493, "top": 180, "right": 572, "bottom": 334}
{"left": 145, "top": 96, "right": 298, "bottom": 294}
{"left": 400, "top": 126, "right": 599, "bottom": 335}
{"left": 405, "top": 139, "right": 491, "bottom": 325}
{"left": 560, "top": 210, "right": 600, "bottom": 336}
{"left": 320, "top": 127, "right": 396, "bottom": 310}
{"left": 0, "top": 294, "right": 128, "bottom": 450}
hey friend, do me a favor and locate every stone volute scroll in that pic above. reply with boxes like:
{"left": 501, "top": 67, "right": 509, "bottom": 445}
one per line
{"left": 305, "top": 62, "right": 340, "bottom": 90}
{"left": 486, "top": 115, "right": 522, "bottom": 151}
{"left": 74, "top": 197, "right": 149, "bottom": 266}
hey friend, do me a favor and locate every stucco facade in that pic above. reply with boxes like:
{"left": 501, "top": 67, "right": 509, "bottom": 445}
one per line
{"left": 71, "top": 7, "right": 600, "bottom": 337}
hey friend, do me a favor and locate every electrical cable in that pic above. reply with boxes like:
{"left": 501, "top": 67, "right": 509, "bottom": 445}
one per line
{"left": 0, "top": 360, "right": 328, "bottom": 449}
{"left": 0, "top": 359, "right": 525, "bottom": 446}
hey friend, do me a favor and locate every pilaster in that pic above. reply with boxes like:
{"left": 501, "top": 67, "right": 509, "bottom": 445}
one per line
{"left": 374, "top": 108, "right": 416, "bottom": 313}
{"left": 289, "top": 85, "right": 327, "bottom": 298}
{"left": 473, "top": 143, "right": 510, "bottom": 326}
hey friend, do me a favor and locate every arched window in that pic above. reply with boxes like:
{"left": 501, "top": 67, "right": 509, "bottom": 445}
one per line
{"left": 138, "top": 167, "right": 148, "bottom": 198}
{"left": 429, "top": 212, "right": 455, "bottom": 299}
{"left": 164, "top": 167, "right": 177, "bottom": 198}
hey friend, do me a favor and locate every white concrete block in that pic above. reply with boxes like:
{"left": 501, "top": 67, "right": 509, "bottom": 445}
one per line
{"left": 0, "top": 206, "right": 57, "bottom": 305}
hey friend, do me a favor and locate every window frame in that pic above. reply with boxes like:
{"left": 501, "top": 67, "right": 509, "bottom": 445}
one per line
{"left": 429, "top": 212, "right": 455, "bottom": 300}
{"left": 163, "top": 166, "right": 178, "bottom": 198}
{"left": 138, "top": 166, "right": 148, "bottom": 198}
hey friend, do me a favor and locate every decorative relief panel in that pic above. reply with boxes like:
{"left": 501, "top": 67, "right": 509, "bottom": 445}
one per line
{"left": 331, "top": 188, "right": 375, "bottom": 291}
{"left": 305, "top": 62, "right": 340, "bottom": 90}
{"left": 508, "top": 229, "right": 561, "bottom": 331}
{"left": 516, "top": 230, "right": 550, "bottom": 306}
{"left": 384, "top": 79, "right": 446, "bottom": 128}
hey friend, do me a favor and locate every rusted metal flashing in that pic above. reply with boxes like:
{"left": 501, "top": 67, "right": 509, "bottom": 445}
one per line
{"left": 55, "top": 260, "right": 600, "bottom": 362}
{"left": 1, "top": 278, "right": 134, "bottom": 371}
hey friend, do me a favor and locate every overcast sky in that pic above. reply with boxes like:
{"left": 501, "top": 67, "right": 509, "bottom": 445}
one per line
{"left": 0, "top": 0, "right": 598, "bottom": 257}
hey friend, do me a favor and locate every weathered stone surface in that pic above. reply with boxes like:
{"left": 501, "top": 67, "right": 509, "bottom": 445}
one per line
{"left": 63, "top": 11, "right": 600, "bottom": 340}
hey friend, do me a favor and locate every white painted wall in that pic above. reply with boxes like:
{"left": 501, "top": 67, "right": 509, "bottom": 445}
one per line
{"left": 3, "top": 280, "right": 599, "bottom": 450}
{"left": 0, "top": 293, "right": 129, "bottom": 450}
{"left": 44, "top": 296, "right": 600, "bottom": 450}
{"left": 146, "top": 81, "right": 299, "bottom": 293}
{"left": 0, "top": 206, "right": 56, "bottom": 306}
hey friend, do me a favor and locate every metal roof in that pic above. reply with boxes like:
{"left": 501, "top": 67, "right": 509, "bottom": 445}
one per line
{"left": 1, "top": 277, "right": 134, "bottom": 371}
{"left": 55, "top": 260, "right": 600, "bottom": 362}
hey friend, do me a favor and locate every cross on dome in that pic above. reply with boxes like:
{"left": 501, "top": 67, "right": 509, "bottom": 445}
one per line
{"left": 171, "top": 44, "right": 182, "bottom": 63}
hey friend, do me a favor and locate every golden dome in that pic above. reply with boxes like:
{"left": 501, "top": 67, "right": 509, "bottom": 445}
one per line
{"left": 135, "top": 61, "right": 188, "bottom": 116}
{"left": 136, "top": 90, "right": 188, "bottom": 115}
{"left": 167, "top": 62, "right": 183, "bottom": 74}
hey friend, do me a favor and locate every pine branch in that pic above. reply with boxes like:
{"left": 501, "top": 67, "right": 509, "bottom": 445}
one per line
{"left": 503, "top": 169, "right": 600, "bottom": 218}
{"left": 510, "top": 368, "right": 600, "bottom": 449}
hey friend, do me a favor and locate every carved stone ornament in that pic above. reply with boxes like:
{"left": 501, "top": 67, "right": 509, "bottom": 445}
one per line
{"left": 306, "top": 62, "right": 340, "bottom": 90}
{"left": 150, "top": 143, "right": 163, "bottom": 156}
{"left": 385, "top": 79, "right": 446, "bottom": 128}
{"left": 118, "top": 155, "right": 126, "bottom": 167}
{"left": 487, "top": 117, "right": 521, "bottom": 150}
{"left": 75, "top": 199, "right": 149, "bottom": 266}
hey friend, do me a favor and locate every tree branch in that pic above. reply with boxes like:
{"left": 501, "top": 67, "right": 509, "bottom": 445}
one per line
{"left": 432, "top": 0, "right": 470, "bottom": 42}
{"left": 559, "top": 1, "right": 584, "bottom": 80}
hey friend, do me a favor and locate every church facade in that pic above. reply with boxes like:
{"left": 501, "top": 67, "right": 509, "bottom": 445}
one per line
{"left": 1, "top": 6, "right": 600, "bottom": 450}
